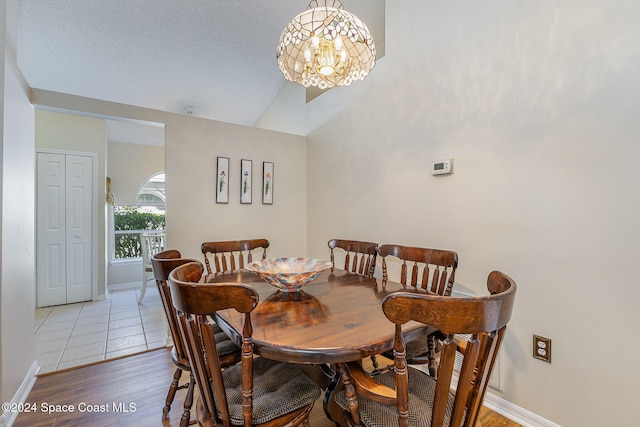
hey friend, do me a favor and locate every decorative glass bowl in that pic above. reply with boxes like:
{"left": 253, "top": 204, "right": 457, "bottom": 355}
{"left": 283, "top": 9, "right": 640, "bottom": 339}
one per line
{"left": 245, "top": 257, "right": 332, "bottom": 292}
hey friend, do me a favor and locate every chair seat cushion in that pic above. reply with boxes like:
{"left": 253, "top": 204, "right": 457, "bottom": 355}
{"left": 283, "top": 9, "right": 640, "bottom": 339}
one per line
{"left": 405, "top": 338, "right": 430, "bottom": 359}
{"left": 218, "top": 357, "right": 321, "bottom": 425}
{"left": 213, "top": 327, "right": 239, "bottom": 357}
{"left": 382, "top": 338, "right": 430, "bottom": 361}
{"left": 335, "top": 366, "right": 457, "bottom": 427}
{"left": 173, "top": 323, "right": 238, "bottom": 366}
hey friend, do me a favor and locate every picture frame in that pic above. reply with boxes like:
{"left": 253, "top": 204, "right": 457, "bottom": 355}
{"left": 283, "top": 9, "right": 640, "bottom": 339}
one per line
{"left": 262, "top": 162, "right": 274, "bottom": 205}
{"left": 216, "top": 156, "right": 229, "bottom": 203}
{"left": 240, "top": 159, "right": 252, "bottom": 204}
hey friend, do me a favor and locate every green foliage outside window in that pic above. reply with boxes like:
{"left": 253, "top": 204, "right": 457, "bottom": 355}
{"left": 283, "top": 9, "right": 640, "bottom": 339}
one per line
{"left": 114, "top": 206, "right": 165, "bottom": 259}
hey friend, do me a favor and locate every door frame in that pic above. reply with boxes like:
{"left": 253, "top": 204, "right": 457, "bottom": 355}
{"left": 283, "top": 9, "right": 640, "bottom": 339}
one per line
{"left": 36, "top": 148, "right": 99, "bottom": 303}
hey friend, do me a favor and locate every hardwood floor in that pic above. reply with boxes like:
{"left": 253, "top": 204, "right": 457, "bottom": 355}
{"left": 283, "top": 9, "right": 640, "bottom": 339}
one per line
{"left": 15, "top": 348, "right": 521, "bottom": 426}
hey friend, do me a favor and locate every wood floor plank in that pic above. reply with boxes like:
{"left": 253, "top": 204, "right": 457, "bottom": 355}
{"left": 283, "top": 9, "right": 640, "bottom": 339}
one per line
{"left": 15, "top": 347, "right": 521, "bottom": 426}
{"left": 15, "top": 348, "right": 183, "bottom": 427}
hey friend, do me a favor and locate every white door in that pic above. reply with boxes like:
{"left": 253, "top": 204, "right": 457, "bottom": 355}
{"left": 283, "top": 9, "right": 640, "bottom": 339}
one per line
{"left": 37, "top": 152, "right": 94, "bottom": 307}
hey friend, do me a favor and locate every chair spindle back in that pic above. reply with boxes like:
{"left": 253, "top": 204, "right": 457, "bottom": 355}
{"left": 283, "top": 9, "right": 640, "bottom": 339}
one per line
{"left": 378, "top": 244, "right": 458, "bottom": 296}
{"left": 201, "top": 238, "right": 269, "bottom": 275}
{"left": 328, "top": 239, "right": 378, "bottom": 277}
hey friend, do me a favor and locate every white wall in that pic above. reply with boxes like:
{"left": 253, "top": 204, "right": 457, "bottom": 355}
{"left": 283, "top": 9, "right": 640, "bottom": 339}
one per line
{"left": 164, "top": 115, "right": 307, "bottom": 261}
{"left": 1, "top": 0, "right": 36, "bottom": 411}
{"left": 303, "top": 1, "right": 640, "bottom": 426}
{"left": 108, "top": 141, "right": 164, "bottom": 205}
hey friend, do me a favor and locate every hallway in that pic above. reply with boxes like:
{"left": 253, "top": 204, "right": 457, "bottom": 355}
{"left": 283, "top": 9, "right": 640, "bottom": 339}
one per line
{"left": 34, "top": 285, "right": 166, "bottom": 374}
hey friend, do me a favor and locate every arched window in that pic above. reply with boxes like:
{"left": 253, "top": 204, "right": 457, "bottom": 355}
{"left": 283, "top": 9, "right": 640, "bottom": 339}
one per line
{"left": 113, "top": 172, "right": 166, "bottom": 260}
{"left": 136, "top": 172, "right": 165, "bottom": 206}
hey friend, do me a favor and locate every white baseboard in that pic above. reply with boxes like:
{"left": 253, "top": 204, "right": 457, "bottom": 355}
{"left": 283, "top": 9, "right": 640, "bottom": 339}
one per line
{"left": 484, "top": 392, "right": 562, "bottom": 427}
{"left": 0, "top": 361, "right": 40, "bottom": 427}
{"left": 416, "top": 364, "right": 560, "bottom": 427}
{"left": 94, "top": 293, "right": 107, "bottom": 302}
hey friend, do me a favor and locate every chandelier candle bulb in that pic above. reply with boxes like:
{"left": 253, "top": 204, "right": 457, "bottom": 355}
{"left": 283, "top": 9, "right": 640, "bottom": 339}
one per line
{"left": 335, "top": 36, "right": 343, "bottom": 50}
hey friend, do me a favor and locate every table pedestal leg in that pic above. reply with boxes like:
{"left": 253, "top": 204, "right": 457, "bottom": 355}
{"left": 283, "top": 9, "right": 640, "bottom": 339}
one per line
{"left": 323, "top": 366, "right": 349, "bottom": 426}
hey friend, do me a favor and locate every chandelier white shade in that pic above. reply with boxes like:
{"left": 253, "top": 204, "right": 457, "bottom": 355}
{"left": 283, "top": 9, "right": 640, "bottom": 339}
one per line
{"left": 277, "top": 0, "right": 376, "bottom": 89}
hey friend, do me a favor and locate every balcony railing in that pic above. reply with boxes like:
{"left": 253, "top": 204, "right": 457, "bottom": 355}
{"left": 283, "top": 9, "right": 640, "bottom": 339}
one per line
{"left": 114, "top": 229, "right": 164, "bottom": 259}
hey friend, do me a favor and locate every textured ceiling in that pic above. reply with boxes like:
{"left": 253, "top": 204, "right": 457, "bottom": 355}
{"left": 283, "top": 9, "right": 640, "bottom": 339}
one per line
{"left": 18, "top": 0, "right": 384, "bottom": 143}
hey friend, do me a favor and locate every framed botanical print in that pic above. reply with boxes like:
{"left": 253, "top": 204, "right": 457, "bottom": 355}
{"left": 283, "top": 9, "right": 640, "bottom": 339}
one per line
{"left": 240, "top": 159, "right": 252, "bottom": 204}
{"left": 262, "top": 162, "right": 274, "bottom": 205}
{"left": 216, "top": 156, "right": 229, "bottom": 203}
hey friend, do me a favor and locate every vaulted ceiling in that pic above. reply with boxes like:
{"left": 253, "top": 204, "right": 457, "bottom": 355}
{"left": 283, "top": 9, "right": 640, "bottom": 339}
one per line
{"left": 18, "top": 0, "right": 384, "bottom": 142}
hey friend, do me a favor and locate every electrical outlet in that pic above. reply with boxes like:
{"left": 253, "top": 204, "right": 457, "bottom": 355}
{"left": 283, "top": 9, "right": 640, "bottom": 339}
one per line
{"left": 533, "top": 335, "right": 551, "bottom": 363}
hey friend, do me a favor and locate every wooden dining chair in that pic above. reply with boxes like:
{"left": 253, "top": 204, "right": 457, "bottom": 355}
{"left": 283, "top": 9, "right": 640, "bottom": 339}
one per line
{"left": 328, "top": 239, "right": 378, "bottom": 278}
{"left": 201, "top": 238, "right": 270, "bottom": 275}
{"left": 377, "top": 244, "right": 459, "bottom": 377}
{"left": 151, "top": 250, "right": 240, "bottom": 427}
{"left": 139, "top": 230, "right": 165, "bottom": 303}
{"left": 168, "top": 261, "right": 322, "bottom": 426}
{"left": 334, "top": 270, "right": 517, "bottom": 427}
{"left": 378, "top": 244, "right": 458, "bottom": 295}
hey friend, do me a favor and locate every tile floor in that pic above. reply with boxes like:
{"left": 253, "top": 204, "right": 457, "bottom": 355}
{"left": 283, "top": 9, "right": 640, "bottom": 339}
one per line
{"left": 34, "top": 283, "right": 168, "bottom": 374}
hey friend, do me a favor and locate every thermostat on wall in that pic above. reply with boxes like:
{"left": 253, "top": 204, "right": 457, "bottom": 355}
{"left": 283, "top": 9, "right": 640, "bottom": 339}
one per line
{"left": 432, "top": 159, "right": 453, "bottom": 175}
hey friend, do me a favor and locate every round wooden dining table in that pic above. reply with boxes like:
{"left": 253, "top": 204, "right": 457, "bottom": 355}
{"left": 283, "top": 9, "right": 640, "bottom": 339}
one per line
{"left": 206, "top": 267, "right": 434, "bottom": 365}
{"left": 206, "top": 267, "right": 435, "bottom": 425}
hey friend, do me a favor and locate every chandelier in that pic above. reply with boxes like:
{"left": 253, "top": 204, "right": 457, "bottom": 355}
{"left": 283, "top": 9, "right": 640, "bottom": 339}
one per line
{"left": 276, "top": 0, "right": 376, "bottom": 89}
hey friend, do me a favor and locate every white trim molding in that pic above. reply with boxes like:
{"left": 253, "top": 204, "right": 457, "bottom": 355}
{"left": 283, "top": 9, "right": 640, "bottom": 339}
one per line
{"left": 484, "top": 392, "right": 562, "bottom": 427}
{"left": 422, "top": 363, "right": 561, "bottom": 427}
{"left": 0, "top": 361, "right": 39, "bottom": 427}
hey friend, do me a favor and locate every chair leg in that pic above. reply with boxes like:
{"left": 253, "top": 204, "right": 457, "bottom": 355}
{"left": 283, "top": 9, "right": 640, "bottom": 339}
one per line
{"left": 163, "top": 367, "right": 182, "bottom": 418}
{"left": 369, "top": 355, "right": 380, "bottom": 375}
{"left": 338, "top": 364, "right": 362, "bottom": 427}
{"left": 180, "top": 374, "right": 195, "bottom": 427}
{"left": 138, "top": 275, "right": 148, "bottom": 304}
{"left": 427, "top": 335, "right": 439, "bottom": 379}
